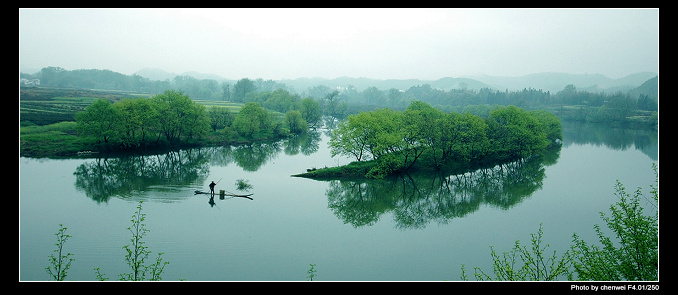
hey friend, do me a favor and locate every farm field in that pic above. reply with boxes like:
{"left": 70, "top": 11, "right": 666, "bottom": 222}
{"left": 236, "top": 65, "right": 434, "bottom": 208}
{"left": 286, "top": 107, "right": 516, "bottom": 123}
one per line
{"left": 19, "top": 87, "right": 151, "bottom": 126}
{"left": 19, "top": 87, "right": 250, "bottom": 126}
{"left": 18, "top": 87, "right": 254, "bottom": 157}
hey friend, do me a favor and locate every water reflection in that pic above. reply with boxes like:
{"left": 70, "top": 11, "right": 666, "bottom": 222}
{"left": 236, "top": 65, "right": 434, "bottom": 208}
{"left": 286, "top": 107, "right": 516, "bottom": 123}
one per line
{"left": 74, "top": 149, "right": 211, "bottom": 203}
{"left": 322, "top": 122, "right": 658, "bottom": 230}
{"left": 325, "top": 148, "right": 559, "bottom": 229}
{"left": 562, "top": 122, "right": 658, "bottom": 160}
{"left": 74, "top": 132, "right": 321, "bottom": 203}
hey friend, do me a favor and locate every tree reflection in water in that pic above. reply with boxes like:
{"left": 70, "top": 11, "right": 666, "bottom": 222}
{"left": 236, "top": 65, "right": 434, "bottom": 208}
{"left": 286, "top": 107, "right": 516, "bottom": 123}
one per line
{"left": 74, "top": 149, "right": 212, "bottom": 203}
{"left": 326, "top": 147, "right": 561, "bottom": 229}
{"left": 74, "top": 132, "right": 321, "bottom": 203}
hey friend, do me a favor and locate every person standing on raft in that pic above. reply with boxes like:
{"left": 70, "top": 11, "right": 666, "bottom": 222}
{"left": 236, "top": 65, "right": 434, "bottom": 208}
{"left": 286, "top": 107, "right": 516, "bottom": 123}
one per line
{"left": 209, "top": 181, "right": 217, "bottom": 196}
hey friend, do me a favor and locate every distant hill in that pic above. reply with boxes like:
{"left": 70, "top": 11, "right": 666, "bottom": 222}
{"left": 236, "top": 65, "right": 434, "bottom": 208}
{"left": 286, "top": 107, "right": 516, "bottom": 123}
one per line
{"left": 121, "top": 67, "right": 662, "bottom": 95}
{"left": 134, "top": 68, "right": 232, "bottom": 82}
{"left": 627, "top": 76, "right": 658, "bottom": 99}
{"left": 465, "top": 72, "right": 658, "bottom": 93}
{"left": 277, "top": 73, "right": 657, "bottom": 94}
{"left": 134, "top": 68, "right": 177, "bottom": 81}
{"left": 279, "top": 76, "right": 492, "bottom": 92}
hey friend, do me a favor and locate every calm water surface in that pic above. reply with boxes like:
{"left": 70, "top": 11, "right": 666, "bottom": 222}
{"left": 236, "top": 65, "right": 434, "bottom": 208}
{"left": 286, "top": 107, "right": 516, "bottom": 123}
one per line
{"left": 19, "top": 124, "right": 658, "bottom": 281}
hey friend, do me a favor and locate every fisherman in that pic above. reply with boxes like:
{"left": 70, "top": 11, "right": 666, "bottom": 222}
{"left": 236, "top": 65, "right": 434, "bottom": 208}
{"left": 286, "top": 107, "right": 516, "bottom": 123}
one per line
{"left": 209, "top": 181, "right": 217, "bottom": 196}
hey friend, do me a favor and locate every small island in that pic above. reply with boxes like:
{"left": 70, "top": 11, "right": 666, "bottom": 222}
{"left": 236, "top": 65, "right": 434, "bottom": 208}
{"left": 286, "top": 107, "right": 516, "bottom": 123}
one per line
{"left": 294, "top": 102, "right": 562, "bottom": 179}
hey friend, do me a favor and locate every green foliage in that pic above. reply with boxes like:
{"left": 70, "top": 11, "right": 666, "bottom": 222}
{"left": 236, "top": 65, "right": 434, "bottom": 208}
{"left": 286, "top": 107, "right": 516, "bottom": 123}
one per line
{"left": 233, "top": 102, "right": 275, "bottom": 138}
{"left": 48, "top": 202, "right": 169, "bottom": 281}
{"left": 261, "top": 89, "right": 300, "bottom": 113}
{"left": 75, "top": 90, "right": 210, "bottom": 149}
{"left": 328, "top": 114, "right": 371, "bottom": 162}
{"left": 26, "top": 89, "right": 304, "bottom": 156}
{"left": 118, "top": 202, "right": 168, "bottom": 281}
{"left": 114, "top": 97, "right": 159, "bottom": 148}
{"left": 46, "top": 224, "right": 75, "bottom": 281}
{"left": 441, "top": 112, "right": 490, "bottom": 166}
{"left": 208, "top": 106, "right": 235, "bottom": 132}
{"left": 285, "top": 110, "right": 308, "bottom": 134}
{"left": 235, "top": 179, "right": 253, "bottom": 191}
{"left": 299, "top": 97, "right": 322, "bottom": 128}
{"left": 466, "top": 224, "right": 573, "bottom": 281}
{"left": 529, "top": 110, "right": 563, "bottom": 146}
{"left": 486, "top": 105, "right": 549, "bottom": 160}
{"left": 153, "top": 90, "right": 210, "bottom": 143}
{"left": 329, "top": 102, "right": 561, "bottom": 178}
{"left": 232, "top": 78, "right": 257, "bottom": 102}
{"left": 570, "top": 165, "right": 658, "bottom": 281}
{"left": 75, "top": 99, "right": 120, "bottom": 144}
{"left": 20, "top": 122, "right": 90, "bottom": 157}
{"left": 306, "top": 263, "right": 317, "bottom": 281}
{"left": 24, "top": 67, "right": 657, "bottom": 129}
{"left": 463, "top": 165, "right": 658, "bottom": 281}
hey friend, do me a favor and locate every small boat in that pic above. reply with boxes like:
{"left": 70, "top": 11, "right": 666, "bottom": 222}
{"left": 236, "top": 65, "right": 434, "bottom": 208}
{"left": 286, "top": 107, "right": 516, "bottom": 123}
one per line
{"left": 194, "top": 190, "right": 253, "bottom": 200}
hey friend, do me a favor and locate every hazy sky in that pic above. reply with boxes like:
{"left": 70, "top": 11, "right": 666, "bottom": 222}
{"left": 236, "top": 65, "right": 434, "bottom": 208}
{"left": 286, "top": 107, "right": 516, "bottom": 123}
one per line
{"left": 19, "top": 8, "right": 658, "bottom": 80}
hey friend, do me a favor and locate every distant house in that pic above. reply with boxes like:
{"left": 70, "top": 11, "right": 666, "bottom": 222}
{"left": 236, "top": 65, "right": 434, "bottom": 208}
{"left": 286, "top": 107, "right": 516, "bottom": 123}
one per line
{"left": 20, "top": 78, "right": 40, "bottom": 86}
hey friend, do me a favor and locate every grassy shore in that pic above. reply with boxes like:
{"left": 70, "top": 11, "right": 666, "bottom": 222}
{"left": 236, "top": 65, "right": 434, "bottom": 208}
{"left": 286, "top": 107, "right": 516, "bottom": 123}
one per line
{"left": 19, "top": 121, "right": 290, "bottom": 158}
{"left": 292, "top": 160, "right": 376, "bottom": 179}
{"left": 19, "top": 122, "right": 92, "bottom": 157}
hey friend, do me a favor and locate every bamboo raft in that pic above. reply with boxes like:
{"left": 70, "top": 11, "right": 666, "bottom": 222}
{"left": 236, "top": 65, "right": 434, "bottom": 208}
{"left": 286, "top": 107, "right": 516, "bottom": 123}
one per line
{"left": 194, "top": 190, "right": 253, "bottom": 200}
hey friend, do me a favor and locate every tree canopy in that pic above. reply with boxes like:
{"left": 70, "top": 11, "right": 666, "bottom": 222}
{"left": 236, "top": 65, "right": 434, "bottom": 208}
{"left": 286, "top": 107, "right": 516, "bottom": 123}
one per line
{"left": 76, "top": 90, "right": 210, "bottom": 149}
{"left": 328, "top": 101, "right": 561, "bottom": 178}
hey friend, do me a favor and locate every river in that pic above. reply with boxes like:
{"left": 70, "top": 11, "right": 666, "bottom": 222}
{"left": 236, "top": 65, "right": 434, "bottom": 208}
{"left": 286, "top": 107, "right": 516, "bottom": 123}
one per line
{"left": 19, "top": 123, "right": 658, "bottom": 281}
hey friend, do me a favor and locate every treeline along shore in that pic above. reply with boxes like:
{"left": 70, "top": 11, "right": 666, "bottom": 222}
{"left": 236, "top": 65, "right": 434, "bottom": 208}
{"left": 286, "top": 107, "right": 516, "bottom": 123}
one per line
{"left": 20, "top": 67, "right": 657, "bottom": 158}
{"left": 19, "top": 88, "right": 321, "bottom": 157}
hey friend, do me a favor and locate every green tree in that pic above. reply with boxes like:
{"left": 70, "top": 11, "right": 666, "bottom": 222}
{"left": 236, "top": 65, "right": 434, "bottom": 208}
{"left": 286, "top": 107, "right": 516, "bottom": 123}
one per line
{"left": 486, "top": 106, "right": 548, "bottom": 160}
{"left": 232, "top": 78, "right": 257, "bottom": 102}
{"left": 570, "top": 165, "right": 658, "bottom": 281}
{"left": 441, "top": 112, "right": 489, "bottom": 166}
{"left": 208, "top": 106, "right": 235, "bottom": 132}
{"left": 329, "top": 112, "right": 376, "bottom": 162}
{"left": 556, "top": 84, "right": 579, "bottom": 105}
{"left": 306, "top": 264, "right": 317, "bottom": 281}
{"left": 119, "top": 202, "right": 168, "bottom": 281}
{"left": 299, "top": 98, "right": 322, "bottom": 128}
{"left": 601, "top": 95, "right": 636, "bottom": 123}
{"left": 529, "top": 110, "right": 562, "bottom": 146}
{"left": 365, "top": 108, "right": 403, "bottom": 159}
{"left": 637, "top": 94, "right": 658, "bottom": 112}
{"left": 362, "top": 86, "right": 385, "bottom": 105}
{"left": 184, "top": 103, "right": 211, "bottom": 140}
{"left": 463, "top": 224, "right": 573, "bottom": 281}
{"left": 263, "top": 89, "right": 299, "bottom": 113}
{"left": 113, "top": 98, "right": 159, "bottom": 148}
{"left": 46, "top": 224, "right": 75, "bottom": 281}
{"left": 151, "top": 90, "right": 209, "bottom": 143}
{"left": 402, "top": 101, "right": 445, "bottom": 168}
{"left": 233, "top": 102, "right": 273, "bottom": 138}
{"left": 285, "top": 110, "right": 308, "bottom": 134}
{"left": 75, "top": 99, "right": 121, "bottom": 144}
{"left": 94, "top": 202, "right": 169, "bottom": 281}
{"left": 323, "top": 90, "right": 342, "bottom": 118}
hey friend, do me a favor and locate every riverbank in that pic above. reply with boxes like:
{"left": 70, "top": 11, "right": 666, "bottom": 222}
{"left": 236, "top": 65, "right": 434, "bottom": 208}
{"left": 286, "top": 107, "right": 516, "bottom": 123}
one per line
{"left": 292, "top": 160, "right": 375, "bottom": 179}
{"left": 19, "top": 120, "right": 289, "bottom": 158}
{"left": 293, "top": 143, "right": 562, "bottom": 180}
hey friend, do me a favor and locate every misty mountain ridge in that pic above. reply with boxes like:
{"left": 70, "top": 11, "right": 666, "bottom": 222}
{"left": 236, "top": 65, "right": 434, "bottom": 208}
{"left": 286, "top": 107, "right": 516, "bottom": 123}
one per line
{"left": 464, "top": 72, "right": 658, "bottom": 93}
{"left": 134, "top": 67, "right": 227, "bottom": 82}
{"left": 133, "top": 67, "right": 656, "bottom": 94}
